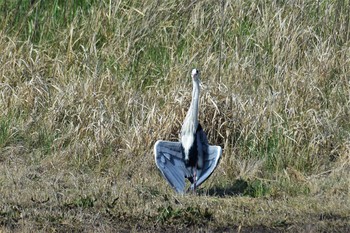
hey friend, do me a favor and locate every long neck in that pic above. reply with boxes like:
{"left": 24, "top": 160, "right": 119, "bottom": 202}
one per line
{"left": 181, "top": 80, "right": 200, "bottom": 135}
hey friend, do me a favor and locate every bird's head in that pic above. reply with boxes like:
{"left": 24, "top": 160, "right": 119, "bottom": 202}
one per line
{"left": 191, "top": 68, "right": 200, "bottom": 82}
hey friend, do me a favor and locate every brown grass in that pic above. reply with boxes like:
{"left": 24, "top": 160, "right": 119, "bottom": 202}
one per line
{"left": 0, "top": 0, "right": 349, "bottom": 232}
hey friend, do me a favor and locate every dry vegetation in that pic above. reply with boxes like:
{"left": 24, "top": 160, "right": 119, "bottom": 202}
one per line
{"left": 0, "top": 0, "right": 349, "bottom": 232}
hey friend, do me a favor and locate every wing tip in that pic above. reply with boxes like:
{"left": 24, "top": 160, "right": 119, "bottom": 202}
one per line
{"left": 217, "top": 146, "right": 222, "bottom": 156}
{"left": 215, "top": 145, "right": 222, "bottom": 164}
{"left": 154, "top": 140, "right": 163, "bottom": 166}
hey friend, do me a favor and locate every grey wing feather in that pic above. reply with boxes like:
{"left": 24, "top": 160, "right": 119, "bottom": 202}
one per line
{"left": 192, "top": 129, "right": 222, "bottom": 189}
{"left": 154, "top": 140, "right": 191, "bottom": 193}
{"left": 194, "top": 145, "right": 222, "bottom": 188}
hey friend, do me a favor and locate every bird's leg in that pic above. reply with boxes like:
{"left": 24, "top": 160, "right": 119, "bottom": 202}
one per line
{"left": 193, "top": 169, "right": 197, "bottom": 193}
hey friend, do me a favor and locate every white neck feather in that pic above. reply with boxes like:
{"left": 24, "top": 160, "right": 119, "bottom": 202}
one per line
{"left": 181, "top": 79, "right": 200, "bottom": 136}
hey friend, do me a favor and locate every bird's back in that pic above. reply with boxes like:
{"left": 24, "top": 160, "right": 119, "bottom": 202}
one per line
{"left": 181, "top": 124, "right": 204, "bottom": 168}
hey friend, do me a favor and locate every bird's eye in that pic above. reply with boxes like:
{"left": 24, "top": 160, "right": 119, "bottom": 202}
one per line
{"left": 191, "top": 68, "right": 200, "bottom": 77}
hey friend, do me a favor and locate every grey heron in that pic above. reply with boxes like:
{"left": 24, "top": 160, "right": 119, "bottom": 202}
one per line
{"left": 154, "top": 69, "right": 222, "bottom": 194}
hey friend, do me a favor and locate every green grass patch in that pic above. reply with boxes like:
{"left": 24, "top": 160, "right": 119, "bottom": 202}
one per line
{"left": 64, "top": 196, "right": 95, "bottom": 209}
{"left": 0, "top": 117, "right": 11, "bottom": 148}
{"left": 156, "top": 205, "right": 213, "bottom": 225}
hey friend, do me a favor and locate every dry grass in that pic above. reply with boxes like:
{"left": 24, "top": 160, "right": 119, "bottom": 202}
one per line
{"left": 0, "top": 0, "right": 349, "bottom": 232}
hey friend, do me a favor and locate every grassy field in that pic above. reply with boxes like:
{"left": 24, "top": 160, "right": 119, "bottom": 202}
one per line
{"left": 0, "top": 0, "right": 349, "bottom": 232}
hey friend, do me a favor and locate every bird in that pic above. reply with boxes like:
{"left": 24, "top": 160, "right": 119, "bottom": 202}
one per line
{"left": 154, "top": 68, "right": 222, "bottom": 194}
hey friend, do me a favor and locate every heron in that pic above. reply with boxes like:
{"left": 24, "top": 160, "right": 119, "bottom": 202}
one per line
{"left": 154, "top": 69, "right": 222, "bottom": 194}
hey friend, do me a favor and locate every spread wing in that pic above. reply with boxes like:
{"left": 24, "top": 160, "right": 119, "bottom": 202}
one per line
{"left": 154, "top": 134, "right": 222, "bottom": 193}
{"left": 154, "top": 140, "right": 192, "bottom": 193}
{"left": 193, "top": 145, "right": 222, "bottom": 189}
{"left": 192, "top": 129, "right": 222, "bottom": 189}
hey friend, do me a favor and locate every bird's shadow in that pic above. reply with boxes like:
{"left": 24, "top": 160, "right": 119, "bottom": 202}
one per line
{"left": 198, "top": 179, "right": 250, "bottom": 197}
